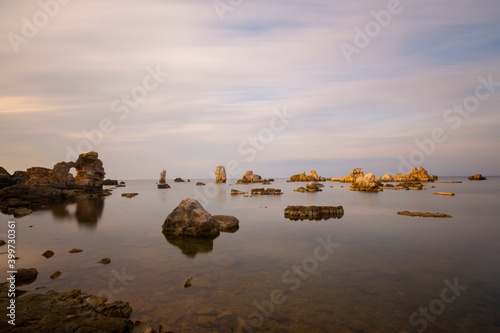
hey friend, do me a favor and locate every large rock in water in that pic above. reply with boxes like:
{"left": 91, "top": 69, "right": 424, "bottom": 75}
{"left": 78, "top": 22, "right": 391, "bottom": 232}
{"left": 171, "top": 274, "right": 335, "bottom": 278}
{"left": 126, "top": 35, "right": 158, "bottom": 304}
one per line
{"left": 215, "top": 166, "right": 226, "bottom": 183}
{"left": 158, "top": 170, "right": 167, "bottom": 184}
{"left": 350, "top": 176, "right": 382, "bottom": 192}
{"left": 468, "top": 174, "right": 487, "bottom": 180}
{"left": 339, "top": 168, "right": 365, "bottom": 183}
{"left": 0, "top": 167, "right": 16, "bottom": 189}
{"left": 289, "top": 170, "right": 326, "bottom": 182}
{"left": 162, "top": 198, "right": 220, "bottom": 237}
{"left": 408, "top": 167, "right": 437, "bottom": 182}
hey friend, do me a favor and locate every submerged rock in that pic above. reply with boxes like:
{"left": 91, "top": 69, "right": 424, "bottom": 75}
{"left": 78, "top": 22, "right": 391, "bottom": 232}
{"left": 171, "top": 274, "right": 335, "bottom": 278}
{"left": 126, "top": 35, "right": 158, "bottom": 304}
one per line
{"left": 468, "top": 174, "right": 487, "bottom": 180}
{"left": 398, "top": 211, "right": 452, "bottom": 218}
{"left": 69, "top": 248, "right": 83, "bottom": 253}
{"left": 157, "top": 183, "right": 170, "bottom": 189}
{"left": 215, "top": 166, "right": 227, "bottom": 183}
{"left": 433, "top": 192, "right": 455, "bottom": 196}
{"left": 13, "top": 208, "right": 32, "bottom": 217}
{"left": 42, "top": 250, "right": 55, "bottom": 258}
{"left": 50, "top": 271, "right": 62, "bottom": 279}
{"left": 121, "top": 193, "right": 138, "bottom": 198}
{"left": 213, "top": 215, "right": 239, "bottom": 231}
{"left": 196, "top": 182, "right": 206, "bottom": 186}
{"left": 284, "top": 205, "right": 344, "bottom": 220}
{"left": 162, "top": 198, "right": 220, "bottom": 237}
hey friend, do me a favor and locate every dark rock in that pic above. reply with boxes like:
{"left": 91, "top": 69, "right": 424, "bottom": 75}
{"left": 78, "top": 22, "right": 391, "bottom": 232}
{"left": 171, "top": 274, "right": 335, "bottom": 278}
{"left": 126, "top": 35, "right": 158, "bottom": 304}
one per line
{"left": 184, "top": 276, "right": 193, "bottom": 288}
{"left": 42, "top": 250, "right": 54, "bottom": 258}
{"left": 284, "top": 205, "right": 344, "bottom": 220}
{"left": 50, "top": 271, "right": 62, "bottom": 279}
{"left": 0, "top": 167, "right": 16, "bottom": 189}
{"left": 13, "top": 208, "right": 32, "bottom": 217}
{"left": 69, "top": 248, "right": 83, "bottom": 253}
{"left": 103, "top": 179, "right": 118, "bottom": 185}
{"left": 0, "top": 240, "right": 6, "bottom": 246}
{"left": 250, "top": 188, "right": 283, "bottom": 195}
{"left": 98, "top": 258, "right": 111, "bottom": 264}
{"left": 157, "top": 183, "right": 170, "bottom": 189}
{"left": 16, "top": 268, "right": 38, "bottom": 285}
{"left": 174, "top": 178, "right": 185, "bottom": 182}
{"left": 121, "top": 193, "right": 138, "bottom": 198}
{"left": 230, "top": 189, "right": 246, "bottom": 195}
{"left": 196, "top": 182, "right": 206, "bottom": 186}
{"left": 469, "top": 174, "right": 487, "bottom": 180}
{"left": 119, "top": 181, "right": 125, "bottom": 185}
{"left": 162, "top": 198, "right": 220, "bottom": 237}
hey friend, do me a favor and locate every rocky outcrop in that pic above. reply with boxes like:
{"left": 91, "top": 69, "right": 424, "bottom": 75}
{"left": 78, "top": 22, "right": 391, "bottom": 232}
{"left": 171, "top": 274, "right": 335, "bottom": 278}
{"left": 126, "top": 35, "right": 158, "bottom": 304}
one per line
{"left": 433, "top": 192, "right": 455, "bottom": 196}
{"left": 162, "top": 198, "right": 220, "bottom": 237}
{"left": 158, "top": 170, "right": 167, "bottom": 184}
{"left": 121, "top": 193, "right": 138, "bottom": 198}
{"left": 284, "top": 205, "right": 344, "bottom": 220}
{"left": 0, "top": 152, "right": 107, "bottom": 214}
{"left": 336, "top": 168, "right": 365, "bottom": 183}
{"left": 468, "top": 174, "right": 487, "bottom": 180}
{"left": 250, "top": 188, "right": 283, "bottom": 195}
{"left": 236, "top": 170, "right": 263, "bottom": 184}
{"left": 289, "top": 170, "right": 326, "bottom": 182}
{"left": 230, "top": 189, "right": 246, "bottom": 195}
{"left": 364, "top": 172, "right": 381, "bottom": 185}
{"left": 196, "top": 182, "right": 206, "bottom": 186}
{"left": 0, "top": 282, "right": 165, "bottom": 333}
{"left": 397, "top": 211, "right": 452, "bottom": 218}
{"left": 408, "top": 167, "right": 437, "bottom": 182}
{"left": 383, "top": 182, "right": 425, "bottom": 190}
{"left": 103, "top": 179, "right": 118, "bottom": 185}
{"left": 215, "top": 166, "right": 227, "bottom": 183}
{"left": 213, "top": 215, "right": 239, "bottom": 231}
{"left": 350, "top": 176, "right": 382, "bottom": 192}
{"left": 381, "top": 174, "right": 395, "bottom": 182}
{"left": 0, "top": 167, "right": 16, "bottom": 189}
{"left": 174, "top": 177, "right": 185, "bottom": 182}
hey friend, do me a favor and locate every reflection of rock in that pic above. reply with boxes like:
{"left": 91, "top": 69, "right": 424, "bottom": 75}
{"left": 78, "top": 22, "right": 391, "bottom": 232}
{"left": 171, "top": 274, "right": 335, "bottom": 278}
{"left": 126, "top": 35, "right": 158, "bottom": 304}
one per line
{"left": 284, "top": 205, "right": 344, "bottom": 220}
{"left": 350, "top": 177, "right": 382, "bottom": 192}
{"left": 468, "top": 174, "right": 487, "bottom": 180}
{"left": 75, "top": 198, "right": 105, "bottom": 227}
{"left": 157, "top": 183, "right": 170, "bottom": 189}
{"left": 215, "top": 166, "right": 226, "bottom": 183}
{"left": 164, "top": 234, "right": 218, "bottom": 257}
{"left": 162, "top": 198, "right": 220, "bottom": 237}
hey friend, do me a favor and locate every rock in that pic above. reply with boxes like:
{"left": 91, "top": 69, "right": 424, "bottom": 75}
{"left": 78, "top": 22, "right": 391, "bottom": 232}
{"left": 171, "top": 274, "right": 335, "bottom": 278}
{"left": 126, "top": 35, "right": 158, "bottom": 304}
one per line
{"left": 294, "top": 187, "right": 307, "bottom": 192}
{"left": 339, "top": 168, "right": 364, "bottom": 183}
{"left": 289, "top": 170, "right": 325, "bottom": 182}
{"left": 98, "top": 258, "right": 111, "bottom": 264}
{"left": 251, "top": 174, "right": 262, "bottom": 182}
{"left": 284, "top": 205, "right": 344, "bottom": 220}
{"left": 230, "top": 189, "right": 246, "bottom": 195}
{"left": 0, "top": 283, "right": 139, "bottom": 332}
{"left": 121, "top": 193, "right": 138, "bottom": 198}
{"left": 42, "top": 250, "right": 54, "bottom": 258}
{"left": 430, "top": 185, "right": 436, "bottom": 188}
{"left": 0, "top": 167, "right": 16, "bottom": 189}
{"left": 408, "top": 167, "right": 438, "bottom": 182}
{"left": 398, "top": 211, "right": 452, "bottom": 218}
{"left": 433, "top": 192, "right": 455, "bottom": 196}
{"left": 162, "top": 198, "right": 220, "bottom": 237}
{"left": 50, "top": 271, "right": 62, "bottom": 279}
{"left": 13, "top": 208, "right": 32, "bottom": 217}
{"left": 350, "top": 176, "right": 382, "bottom": 192}
{"left": 0, "top": 240, "right": 6, "bottom": 246}
{"left": 69, "top": 249, "right": 83, "bottom": 253}
{"left": 174, "top": 177, "right": 185, "bottom": 182}
{"left": 74, "top": 152, "right": 106, "bottom": 188}
{"left": 435, "top": 181, "right": 462, "bottom": 183}
{"left": 119, "top": 181, "right": 125, "bottom": 185}
{"left": 468, "top": 174, "right": 487, "bottom": 180}
{"left": 196, "top": 182, "right": 206, "bottom": 186}
{"left": 381, "top": 174, "right": 395, "bottom": 182}
{"left": 250, "top": 188, "right": 283, "bottom": 195}
{"left": 157, "top": 183, "right": 170, "bottom": 189}
{"left": 115, "top": 184, "right": 126, "bottom": 187}
{"left": 237, "top": 170, "right": 263, "bottom": 184}
{"left": 103, "top": 179, "right": 118, "bottom": 185}
{"left": 213, "top": 215, "right": 239, "bottom": 231}
{"left": 364, "top": 172, "right": 381, "bottom": 185}
{"left": 306, "top": 181, "right": 323, "bottom": 191}
{"left": 215, "top": 166, "right": 227, "bottom": 183}
{"left": 16, "top": 268, "right": 38, "bottom": 285}
{"left": 261, "top": 179, "right": 272, "bottom": 184}
{"left": 184, "top": 276, "right": 193, "bottom": 288}
{"left": 158, "top": 170, "right": 167, "bottom": 184}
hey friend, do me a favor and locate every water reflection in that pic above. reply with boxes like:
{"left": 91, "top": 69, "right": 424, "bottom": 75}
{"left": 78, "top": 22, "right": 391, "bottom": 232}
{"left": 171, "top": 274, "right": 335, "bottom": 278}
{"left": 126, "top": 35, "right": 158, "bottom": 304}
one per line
{"left": 164, "top": 234, "right": 218, "bottom": 257}
{"left": 50, "top": 198, "right": 105, "bottom": 229}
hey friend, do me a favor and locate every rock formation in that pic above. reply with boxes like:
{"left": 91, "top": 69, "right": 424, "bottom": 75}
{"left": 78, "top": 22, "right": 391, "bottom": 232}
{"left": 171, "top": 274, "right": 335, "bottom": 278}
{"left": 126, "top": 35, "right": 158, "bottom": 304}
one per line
{"left": 284, "top": 205, "right": 344, "bottom": 220}
{"left": 349, "top": 176, "right": 382, "bottom": 192}
{"left": 230, "top": 189, "right": 246, "bottom": 195}
{"left": 251, "top": 188, "right": 283, "bottom": 195}
{"left": 162, "top": 199, "right": 219, "bottom": 237}
{"left": 236, "top": 170, "right": 263, "bottom": 184}
{"left": 0, "top": 167, "right": 16, "bottom": 189}
{"left": 0, "top": 152, "right": 106, "bottom": 215}
{"left": 102, "top": 179, "right": 118, "bottom": 185}
{"left": 337, "top": 167, "right": 437, "bottom": 184}
{"left": 157, "top": 170, "right": 170, "bottom": 188}
{"left": 407, "top": 167, "right": 437, "bottom": 182}
{"left": 215, "top": 166, "right": 226, "bottom": 183}
{"left": 289, "top": 170, "right": 326, "bottom": 182}
{"left": 468, "top": 174, "right": 487, "bottom": 180}
{"left": 174, "top": 177, "right": 186, "bottom": 182}
{"left": 336, "top": 168, "right": 365, "bottom": 183}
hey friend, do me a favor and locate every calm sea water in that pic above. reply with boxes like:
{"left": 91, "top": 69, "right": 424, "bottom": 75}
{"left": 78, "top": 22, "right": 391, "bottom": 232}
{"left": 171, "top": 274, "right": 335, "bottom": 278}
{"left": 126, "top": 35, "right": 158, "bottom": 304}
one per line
{"left": 1, "top": 177, "right": 500, "bottom": 332}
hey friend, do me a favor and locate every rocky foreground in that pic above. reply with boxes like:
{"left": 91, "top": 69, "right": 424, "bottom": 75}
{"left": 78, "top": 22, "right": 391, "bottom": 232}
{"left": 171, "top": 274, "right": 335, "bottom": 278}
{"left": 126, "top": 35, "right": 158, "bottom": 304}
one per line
{"left": 0, "top": 283, "right": 166, "bottom": 333}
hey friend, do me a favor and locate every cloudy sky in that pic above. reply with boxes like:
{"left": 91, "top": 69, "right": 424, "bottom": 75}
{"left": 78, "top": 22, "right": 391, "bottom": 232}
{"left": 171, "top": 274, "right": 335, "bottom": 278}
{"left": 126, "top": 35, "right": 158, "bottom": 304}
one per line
{"left": 1, "top": 0, "right": 499, "bottom": 179}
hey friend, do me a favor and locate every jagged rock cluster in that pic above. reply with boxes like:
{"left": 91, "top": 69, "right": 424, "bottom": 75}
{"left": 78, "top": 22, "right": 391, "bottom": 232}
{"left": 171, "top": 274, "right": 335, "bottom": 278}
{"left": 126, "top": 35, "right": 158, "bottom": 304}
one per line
{"left": 468, "top": 173, "right": 487, "bottom": 180}
{"left": 332, "top": 167, "right": 437, "bottom": 185}
{"left": 0, "top": 152, "right": 107, "bottom": 215}
{"left": 295, "top": 181, "right": 324, "bottom": 192}
{"left": 250, "top": 188, "right": 283, "bottom": 195}
{"left": 288, "top": 170, "right": 326, "bottom": 182}
{"left": 284, "top": 205, "right": 344, "bottom": 220}
{"left": 236, "top": 170, "right": 262, "bottom": 184}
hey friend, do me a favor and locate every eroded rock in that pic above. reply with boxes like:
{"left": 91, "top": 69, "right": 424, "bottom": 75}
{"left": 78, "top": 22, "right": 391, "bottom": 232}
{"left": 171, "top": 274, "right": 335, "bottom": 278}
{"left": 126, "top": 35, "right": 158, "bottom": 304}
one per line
{"left": 468, "top": 174, "right": 487, "bottom": 180}
{"left": 215, "top": 166, "right": 227, "bottom": 183}
{"left": 284, "top": 205, "right": 344, "bottom": 220}
{"left": 162, "top": 198, "right": 220, "bottom": 237}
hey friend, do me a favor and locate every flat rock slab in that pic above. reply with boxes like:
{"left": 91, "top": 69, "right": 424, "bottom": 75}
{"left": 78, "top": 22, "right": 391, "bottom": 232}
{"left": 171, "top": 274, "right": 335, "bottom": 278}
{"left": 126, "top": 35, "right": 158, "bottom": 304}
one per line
{"left": 397, "top": 211, "right": 453, "bottom": 218}
{"left": 121, "top": 193, "right": 138, "bottom": 198}
{"left": 433, "top": 192, "right": 455, "bottom": 196}
{"left": 284, "top": 205, "right": 344, "bottom": 220}
{"left": 251, "top": 188, "right": 283, "bottom": 195}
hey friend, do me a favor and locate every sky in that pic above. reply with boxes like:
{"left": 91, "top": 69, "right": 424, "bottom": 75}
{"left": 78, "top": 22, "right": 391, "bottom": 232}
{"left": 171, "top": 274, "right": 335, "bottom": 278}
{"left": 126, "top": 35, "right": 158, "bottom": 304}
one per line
{"left": 1, "top": 0, "right": 499, "bottom": 179}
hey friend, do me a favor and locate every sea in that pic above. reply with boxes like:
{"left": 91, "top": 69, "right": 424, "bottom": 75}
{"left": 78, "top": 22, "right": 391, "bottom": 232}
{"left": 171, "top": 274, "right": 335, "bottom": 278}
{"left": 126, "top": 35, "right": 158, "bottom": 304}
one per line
{"left": 1, "top": 177, "right": 499, "bottom": 332}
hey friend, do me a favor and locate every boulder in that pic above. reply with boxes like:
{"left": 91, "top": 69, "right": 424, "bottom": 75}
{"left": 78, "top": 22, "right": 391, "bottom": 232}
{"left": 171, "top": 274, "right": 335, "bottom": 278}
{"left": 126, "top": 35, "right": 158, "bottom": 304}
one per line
{"left": 0, "top": 167, "right": 16, "bottom": 189}
{"left": 339, "top": 168, "right": 364, "bottom": 183}
{"left": 103, "top": 179, "right": 118, "bottom": 185}
{"left": 74, "top": 152, "right": 105, "bottom": 188}
{"left": 196, "top": 182, "right": 206, "bottom": 186}
{"left": 468, "top": 174, "right": 487, "bottom": 180}
{"left": 250, "top": 188, "right": 283, "bottom": 195}
{"left": 162, "top": 198, "right": 220, "bottom": 237}
{"left": 306, "top": 181, "right": 323, "bottom": 192}
{"left": 16, "top": 268, "right": 38, "bottom": 285}
{"left": 381, "top": 174, "right": 394, "bottom": 182}
{"left": 174, "top": 177, "right": 185, "bottom": 182}
{"left": 213, "top": 215, "right": 239, "bottom": 231}
{"left": 158, "top": 170, "right": 167, "bottom": 184}
{"left": 364, "top": 172, "right": 381, "bottom": 185}
{"left": 350, "top": 176, "right": 382, "bottom": 192}
{"left": 215, "top": 166, "right": 226, "bottom": 183}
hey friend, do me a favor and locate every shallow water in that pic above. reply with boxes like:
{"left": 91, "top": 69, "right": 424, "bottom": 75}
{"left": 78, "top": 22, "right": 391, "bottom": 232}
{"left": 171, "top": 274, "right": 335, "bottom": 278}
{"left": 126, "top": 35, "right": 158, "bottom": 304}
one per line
{"left": 1, "top": 177, "right": 500, "bottom": 332}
